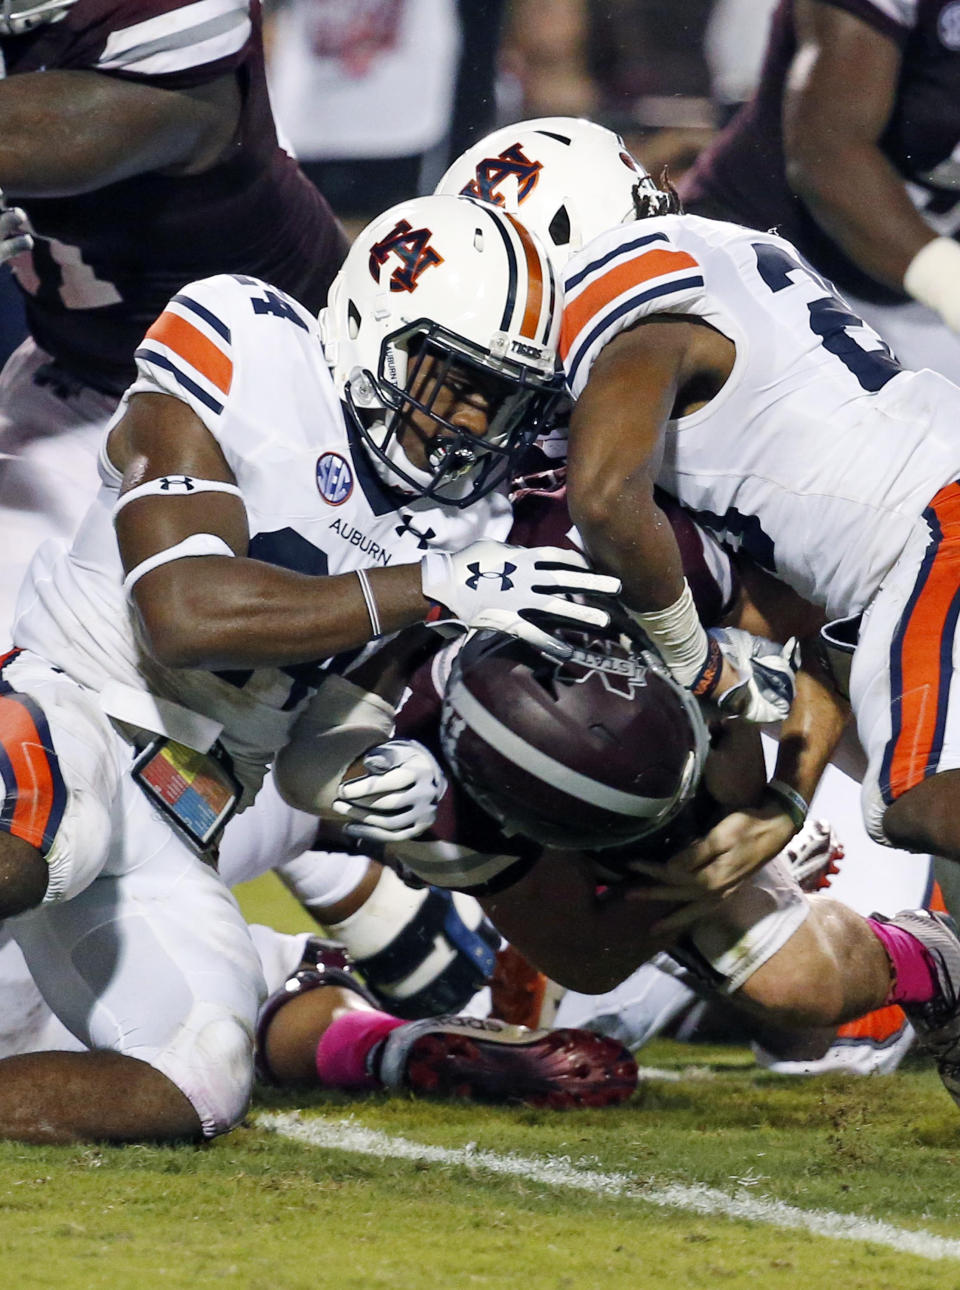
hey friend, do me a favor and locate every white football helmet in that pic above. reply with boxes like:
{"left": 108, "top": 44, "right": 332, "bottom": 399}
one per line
{"left": 435, "top": 116, "right": 673, "bottom": 270}
{"left": 0, "top": 0, "right": 76, "bottom": 34}
{"left": 320, "top": 193, "right": 564, "bottom": 507}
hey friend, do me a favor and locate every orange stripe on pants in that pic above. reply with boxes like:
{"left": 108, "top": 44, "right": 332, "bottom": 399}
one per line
{"left": 885, "top": 482, "right": 960, "bottom": 799}
{"left": 0, "top": 694, "right": 56, "bottom": 850}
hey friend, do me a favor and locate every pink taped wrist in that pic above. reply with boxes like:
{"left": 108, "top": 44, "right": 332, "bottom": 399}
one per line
{"left": 314, "top": 1010, "right": 405, "bottom": 1090}
{"left": 868, "top": 917, "right": 938, "bottom": 1006}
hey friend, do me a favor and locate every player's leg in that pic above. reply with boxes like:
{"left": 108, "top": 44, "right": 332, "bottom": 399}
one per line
{"left": 852, "top": 485, "right": 960, "bottom": 862}
{"left": 10, "top": 773, "right": 265, "bottom": 1144}
{"left": 256, "top": 939, "right": 638, "bottom": 1108}
{"left": 686, "top": 853, "right": 960, "bottom": 1107}
{"left": 219, "top": 769, "right": 500, "bottom": 1019}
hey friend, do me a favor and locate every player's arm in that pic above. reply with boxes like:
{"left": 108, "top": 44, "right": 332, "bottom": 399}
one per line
{"left": 729, "top": 559, "right": 849, "bottom": 807}
{"left": 566, "top": 317, "right": 690, "bottom": 610}
{"left": 108, "top": 391, "right": 435, "bottom": 670}
{"left": 0, "top": 69, "right": 240, "bottom": 197}
{"left": 567, "top": 316, "right": 796, "bottom": 714}
{"left": 783, "top": 0, "right": 936, "bottom": 292}
{"left": 479, "top": 849, "right": 682, "bottom": 994}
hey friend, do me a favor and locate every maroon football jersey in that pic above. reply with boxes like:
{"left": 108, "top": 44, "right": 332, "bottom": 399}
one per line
{"left": 680, "top": 0, "right": 960, "bottom": 305}
{"left": 1, "top": 0, "right": 349, "bottom": 394}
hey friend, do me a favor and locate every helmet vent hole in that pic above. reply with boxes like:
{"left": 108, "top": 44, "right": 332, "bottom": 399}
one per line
{"left": 548, "top": 206, "right": 571, "bottom": 248}
{"left": 473, "top": 227, "right": 484, "bottom": 252}
{"left": 347, "top": 300, "right": 361, "bottom": 340}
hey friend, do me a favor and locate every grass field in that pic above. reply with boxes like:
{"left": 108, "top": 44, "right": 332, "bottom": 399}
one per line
{"left": 4, "top": 875, "right": 960, "bottom": 1290}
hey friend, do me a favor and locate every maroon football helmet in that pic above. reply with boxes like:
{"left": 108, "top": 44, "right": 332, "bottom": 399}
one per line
{"left": 440, "top": 630, "right": 709, "bottom": 853}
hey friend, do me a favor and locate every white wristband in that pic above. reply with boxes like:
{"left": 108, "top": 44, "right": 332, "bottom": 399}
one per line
{"left": 903, "top": 236, "right": 960, "bottom": 333}
{"left": 625, "top": 580, "right": 711, "bottom": 688}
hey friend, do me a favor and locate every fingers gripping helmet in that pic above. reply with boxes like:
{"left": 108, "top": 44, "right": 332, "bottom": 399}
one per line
{"left": 435, "top": 116, "right": 673, "bottom": 270}
{"left": 319, "top": 193, "right": 564, "bottom": 508}
{"left": 0, "top": 0, "right": 76, "bottom": 34}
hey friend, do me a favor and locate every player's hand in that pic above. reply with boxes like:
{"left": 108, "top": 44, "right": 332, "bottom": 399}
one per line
{"left": 710, "top": 627, "right": 799, "bottom": 723}
{"left": 421, "top": 540, "right": 621, "bottom": 658}
{"left": 623, "top": 799, "right": 798, "bottom": 932}
{"left": 331, "top": 738, "right": 446, "bottom": 843}
{"left": 0, "top": 196, "right": 33, "bottom": 265}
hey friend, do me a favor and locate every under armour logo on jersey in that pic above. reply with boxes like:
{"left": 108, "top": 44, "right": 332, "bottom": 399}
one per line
{"left": 158, "top": 476, "right": 196, "bottom": 492}
{"left": 396, "top": 513, "right": 437, "bottom": 549}
{"left": 465, "top": 560, "right": 516, "bottom": 591}
{"left": 368, "top": 220, "right": 444, "bottom": 292}
{"left": 460, "top": 145, "right": 543, "bottom": 207}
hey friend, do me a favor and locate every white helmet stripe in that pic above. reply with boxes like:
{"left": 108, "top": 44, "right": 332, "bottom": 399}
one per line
{"left": 447, "top": 679, "right": 676, "bottom": 819}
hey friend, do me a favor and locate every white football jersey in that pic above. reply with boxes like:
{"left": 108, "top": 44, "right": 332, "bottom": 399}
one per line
{"left": 561, "top": 213, "right": 960, "bottom": 620}
{"left": 14, "top": 273, "right": 511, "bottom": 797}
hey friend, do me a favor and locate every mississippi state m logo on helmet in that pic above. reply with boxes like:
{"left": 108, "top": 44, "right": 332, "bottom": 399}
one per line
{"left": 459, "top": 144, "right": 543, "bottom": 207}
{"left": 368, "top": 219, "right": 444, "bottom": 292}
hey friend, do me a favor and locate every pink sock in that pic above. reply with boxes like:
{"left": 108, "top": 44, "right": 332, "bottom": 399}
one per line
{"left": 868, "top": 918, "right": 938, "bottom": 1006}
{"left": 314, "top": 1010, "right": 405, "bottom": 1090}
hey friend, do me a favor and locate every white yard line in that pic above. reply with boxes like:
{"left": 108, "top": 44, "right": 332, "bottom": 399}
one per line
{"left": 258, "top": 1110, "right": 960, "bottom": 1263}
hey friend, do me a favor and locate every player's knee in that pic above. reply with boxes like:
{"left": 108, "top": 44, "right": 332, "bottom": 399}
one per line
{"left": 0, "top": 832, "right": 48, "bottom": 918}
{"left": 145, "top": 1011, "right": 256, "bottom": 1139}
{"left": 737, "top": 925, "right": 846, "bottom": 1028}
{"left": 882, "top": 771, "right": 960, "bottom": 861}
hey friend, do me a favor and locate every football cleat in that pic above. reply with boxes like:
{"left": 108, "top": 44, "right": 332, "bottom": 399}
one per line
{"left": 372, "top": 1015, "right": 638, "bottom": 1108}
{"left": 872, "top": 909, "right": 960, "bottom": 1107}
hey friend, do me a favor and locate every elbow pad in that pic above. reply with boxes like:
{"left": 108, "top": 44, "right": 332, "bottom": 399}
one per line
{"left": 274, "top": 673, "right": 395, "bottom": 816}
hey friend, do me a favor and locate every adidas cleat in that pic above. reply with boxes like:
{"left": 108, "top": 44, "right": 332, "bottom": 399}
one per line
{"left": 873, "top": 909, "right": 960, "bottom": 1108}
{"left": 374, "top": 1015, "right": 638, "bottom": 1108}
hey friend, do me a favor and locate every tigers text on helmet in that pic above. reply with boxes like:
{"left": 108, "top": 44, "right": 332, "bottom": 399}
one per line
{"left": 319, "top": 193, "right": 564, "bottom": 508}
{"left": 435, "top": 116, "right": 673, "bottom": 271}
{"left": 0, "top": 0, "right": 76, "bottom": 34}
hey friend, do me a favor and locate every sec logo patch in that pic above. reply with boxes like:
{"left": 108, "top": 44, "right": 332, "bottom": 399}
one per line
{"left": 316, "top": 452, "right": 353, "bottom": 505}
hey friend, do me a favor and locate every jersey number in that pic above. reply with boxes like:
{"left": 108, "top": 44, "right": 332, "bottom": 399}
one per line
{"left": 752, "top": 242, "right": 901, "bottom": 392}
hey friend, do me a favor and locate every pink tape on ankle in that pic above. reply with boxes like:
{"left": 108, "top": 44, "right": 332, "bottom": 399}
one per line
{"left": 868, "top": 918, "right": 937, "bottom": 1005}
{"left": 314, "top": 1010, "right": 405, "bottom": 1090}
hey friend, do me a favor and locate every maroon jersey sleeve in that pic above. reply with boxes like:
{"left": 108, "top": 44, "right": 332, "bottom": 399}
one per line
{"left": 2, "top": 0, "right": 348, "bottom": 395}
{"left": 7, "top": 0, "right": 254, "bottom": 88}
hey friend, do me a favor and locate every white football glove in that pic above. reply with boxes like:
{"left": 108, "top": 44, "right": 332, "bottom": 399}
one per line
{"left": 711, "top": 627, "right": 799, "bottom": 723}
{"left": 0, "top": 200, "right": 33, "bottom": 266}
{"left": 330, "top": 739, "right": 447, "bottom": 843}
{"left": 421, "top": 540, "right": 621, "bottom": 659}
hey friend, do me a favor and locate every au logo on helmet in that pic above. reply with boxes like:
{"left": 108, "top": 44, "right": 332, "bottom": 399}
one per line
{"left": 368, "top": 220, "right": 444, "bottom": 292}
{"left": 459, "top": 144, "right": 543, "bottom": 206}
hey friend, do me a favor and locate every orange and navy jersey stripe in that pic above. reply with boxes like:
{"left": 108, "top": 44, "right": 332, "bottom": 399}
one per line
{"left": 136, "top": 291, "right": 233, "bottom": 415}
{"left": 560, "top": 229, "right": 704, "bottom": 394}
{"left": 880, "top": 481, "right": 960, "bottom": 803}
{"left": 0, "top": 655, "right": 66, "bottom": 855}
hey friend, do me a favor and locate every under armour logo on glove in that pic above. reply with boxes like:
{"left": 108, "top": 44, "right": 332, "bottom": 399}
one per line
{"left": 465, "top": 561, "right": 516, "bottom": 591}
{"left": 420, "top": 539, "right": 621, "bottom": 658}
{"left": 158, "top": 476, "right": 196, "bottom": 492}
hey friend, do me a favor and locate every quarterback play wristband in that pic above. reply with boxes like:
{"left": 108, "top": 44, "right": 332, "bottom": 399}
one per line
{"left": 766, "top": 779, "right": 809, "bottom": 831}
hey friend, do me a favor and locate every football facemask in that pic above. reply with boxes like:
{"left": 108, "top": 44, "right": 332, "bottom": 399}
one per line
{"left": 345, "top": 321, "right": 563, "bottom": 507}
